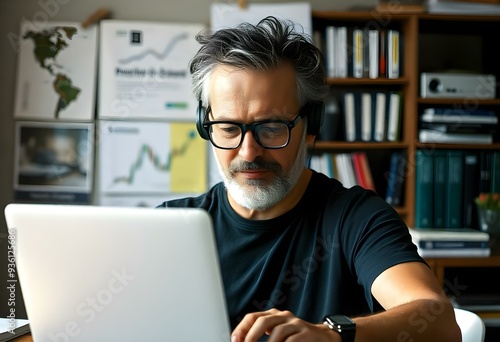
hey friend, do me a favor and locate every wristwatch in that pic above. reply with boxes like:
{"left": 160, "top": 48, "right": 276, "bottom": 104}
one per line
{"left": 323, "top": 315, "right": 356, "bottom": 342}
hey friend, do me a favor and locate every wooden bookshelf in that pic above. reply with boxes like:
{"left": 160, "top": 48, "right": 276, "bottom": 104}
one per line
{"left": 312, "top": 10, "right": 500, "bottom": 318}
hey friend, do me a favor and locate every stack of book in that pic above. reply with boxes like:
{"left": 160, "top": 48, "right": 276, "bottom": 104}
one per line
{"left": 409, "top": 227, "right": 490, "bottom": 258}
{"left": 418, "top": 108, "right": 498, "bottom": 144}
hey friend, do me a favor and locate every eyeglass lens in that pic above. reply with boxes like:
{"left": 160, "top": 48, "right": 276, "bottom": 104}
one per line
{"left": 209, "top": 122, "right": 289, "bottom": 149}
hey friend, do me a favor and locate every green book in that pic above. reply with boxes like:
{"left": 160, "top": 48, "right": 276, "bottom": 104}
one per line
{"left": 445, "top": 150, "right": 464, "bottom": 228}
{"left": 415, "top": 150, "right": 434, "bottom": 228}
{"left": 433, "top": 150, "right": 447, "bottom": 228}
{"left": 491, "top": 151, "right": 500, "bottom": 193}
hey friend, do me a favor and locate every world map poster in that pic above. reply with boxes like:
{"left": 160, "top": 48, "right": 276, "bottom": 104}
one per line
{"left": 13, "top": 21, "right": 98, "bottom": 120}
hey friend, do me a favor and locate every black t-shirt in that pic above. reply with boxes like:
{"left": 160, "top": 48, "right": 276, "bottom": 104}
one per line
{"left": 159, "top": 171, "right": 424, "bottom": 329}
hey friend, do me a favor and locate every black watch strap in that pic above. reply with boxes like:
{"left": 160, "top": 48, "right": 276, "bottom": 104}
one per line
{"left": 323, "top": 315, "right": 356, "bottom": 342}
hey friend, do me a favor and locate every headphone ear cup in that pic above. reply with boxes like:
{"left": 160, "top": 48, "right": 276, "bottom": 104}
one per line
{"left": 196, "top": 101, "right": 209, "bottom": 140}
{"left": 306, "top": 101, "right": 325, "bottom": 136}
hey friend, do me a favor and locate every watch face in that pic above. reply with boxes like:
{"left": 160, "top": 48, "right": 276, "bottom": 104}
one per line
{"left": 330, "top": 315, "right": 354, "bottom": 325}
{"left": 325, "top": 315, "right": 356, "bottom": 330}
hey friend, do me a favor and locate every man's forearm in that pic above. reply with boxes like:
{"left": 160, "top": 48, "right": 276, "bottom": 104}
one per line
{"left": 351, "top": 298, "right": 461, "bottom": 342}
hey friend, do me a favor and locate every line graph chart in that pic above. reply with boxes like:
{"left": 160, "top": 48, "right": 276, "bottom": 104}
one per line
{"left": 98, "top": 121, "right": 207, "bottom": 194}
{"left": 112, "top": 129, "right": 195, "bottom": 185}
{"left": 118, "top": 32, "right": 188, "bottom": 64}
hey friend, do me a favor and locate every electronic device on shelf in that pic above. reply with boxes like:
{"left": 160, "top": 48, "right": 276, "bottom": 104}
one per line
{"left": 420, "top": 72, "right": 496, "bottom": 99}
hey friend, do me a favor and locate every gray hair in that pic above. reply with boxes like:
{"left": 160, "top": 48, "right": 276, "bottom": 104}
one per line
{"left": 189, "top": 16, "right": 329, "bottom": 108}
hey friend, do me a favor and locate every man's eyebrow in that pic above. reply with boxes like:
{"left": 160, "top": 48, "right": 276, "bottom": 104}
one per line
{"left": 208, "top": 107, "right": 298, "bottom": 121}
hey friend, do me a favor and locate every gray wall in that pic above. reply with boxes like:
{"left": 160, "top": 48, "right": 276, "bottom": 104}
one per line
{"left": 0, "top": 0, "right": 374, "bottom": 317}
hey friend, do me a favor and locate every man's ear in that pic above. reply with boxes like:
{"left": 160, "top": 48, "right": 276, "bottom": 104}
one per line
{"left": 306, "top": 133, "right": 316, "bottom": 145}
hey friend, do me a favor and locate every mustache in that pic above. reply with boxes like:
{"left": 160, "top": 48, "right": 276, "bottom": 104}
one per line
{"left": 229, "top": 159, "right": 282, "bottom": 173}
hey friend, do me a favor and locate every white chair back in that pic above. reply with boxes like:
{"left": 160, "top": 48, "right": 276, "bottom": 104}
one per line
{"left": 454, "top": 308, "right": 485, "bottom": 342}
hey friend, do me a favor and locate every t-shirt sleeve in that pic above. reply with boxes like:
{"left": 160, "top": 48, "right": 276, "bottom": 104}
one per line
{"left": 338, "top": 187, "right": 425, "bottom": 311}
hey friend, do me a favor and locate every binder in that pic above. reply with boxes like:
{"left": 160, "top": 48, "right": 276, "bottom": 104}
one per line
{"left": 337, "top": 26, "right": 348, "bottom": 78}
{"left": 353, "top": 28, "right": 364, "bottom": 78}
{"left": 368, "top": 30, "right": 379, "bottom": 79}
{"left": 479, "top": 151, "right": 492, "bottom": 193}
{"left": 415, "top": 150, "right": 434, "bottom": 228}
{"left": 491, "top": 151, "right": 500, "bottom": 193}
{"left": 445, "top": 150, "right": 464, "bottom": 228}
{"left": 378, "top": 28, "right": 387, "bottom": 77}
{"left": 362, "top": 28, "right": 370, "bottom": 78}
{"left": 374, "top": 92, "right": 387, "bottom": 142}
{"left": 433, "top": 150, "right": 447, "bottom": 228}
{"left": 325, "top": 26, "right": 336, "bottom": 78}
{"left": 387, "top": 92, "right": 402, "bottom": 142}
{"left": 386, "top": 151, "right": 406, "bottom": 206}
{"left": 462, "top": 152, "right": 480, "bottom": 229}
{"left": 343, "top": 92, "right": 356, "bottom": 142}
{"left": 387, "top": 30, "right": 400, "bottom": 79}
{"left": 361, "top": 92, "right": 372, "bottom": 141}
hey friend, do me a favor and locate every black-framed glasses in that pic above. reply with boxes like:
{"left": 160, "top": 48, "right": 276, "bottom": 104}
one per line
{"left": 202, "top": 108, "right": 306, "bottom": 149}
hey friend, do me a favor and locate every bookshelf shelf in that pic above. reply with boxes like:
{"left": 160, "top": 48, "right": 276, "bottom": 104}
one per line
{"left": 415, "top": 142, "right": 500, "bottom": 150}
{"left": 418, "top": 13, "right": 500, "bottom": 22}
{"left": 477, "top": 312, "right": 500, "bottom": 320}
{"left": 327, "top": 77, "right": 410, "bottom": 85}
{"left": 418, "top": 98, "right": 500, "bottom": 106}
{"left": 394, "top": 207, "right": 408, "bottom": 216}
{"left": 426, "top": 253, "right": 500, "bottom": 290}
{"left": 315, "top": 141, "right": 407, "bottom": 150}
{"left": 312, "top": 10, "right": 412, "bottom": 21}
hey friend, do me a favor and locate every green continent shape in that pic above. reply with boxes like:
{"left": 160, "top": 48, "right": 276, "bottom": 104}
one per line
{"left": 23, "top": 26, "right": 78, "bottom": 74}
{"left": 53, "top": 73, "right": 80, "bottom": 118}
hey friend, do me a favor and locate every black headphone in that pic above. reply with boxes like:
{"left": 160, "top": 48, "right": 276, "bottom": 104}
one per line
{"left": 196, "top": 100, "right": 324, "bottom": 140}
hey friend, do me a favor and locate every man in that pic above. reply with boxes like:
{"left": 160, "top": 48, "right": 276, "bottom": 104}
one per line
{"left": 159, "top": 17, "right": 461, "bottom": 342}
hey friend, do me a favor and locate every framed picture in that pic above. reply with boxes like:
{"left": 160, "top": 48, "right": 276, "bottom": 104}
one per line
{"left": 97, "top": 120, "right": 207, "bottom": 195}
{"left": 13, "top": 121, "right": 94, "bottom": 203}
{"left": 98, "top": 21, "right": 203, "bottom": 120}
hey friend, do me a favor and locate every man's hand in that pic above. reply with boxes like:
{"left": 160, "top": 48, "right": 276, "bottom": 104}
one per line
{"left": 231, "top": 308, "right": 339, "bottom": 342}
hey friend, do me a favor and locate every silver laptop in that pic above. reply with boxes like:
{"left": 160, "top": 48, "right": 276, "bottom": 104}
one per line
{"left": 4, "top": 203, "right": 231, "bottom": 342}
